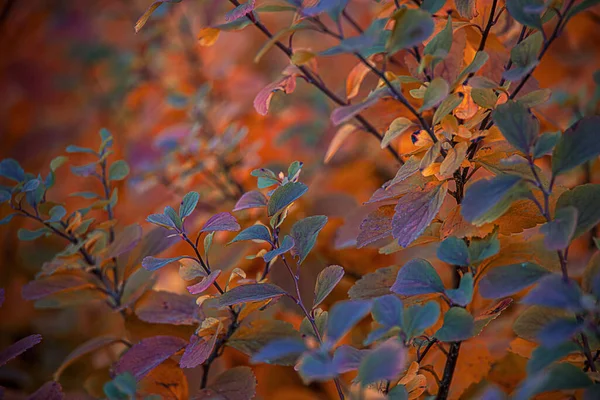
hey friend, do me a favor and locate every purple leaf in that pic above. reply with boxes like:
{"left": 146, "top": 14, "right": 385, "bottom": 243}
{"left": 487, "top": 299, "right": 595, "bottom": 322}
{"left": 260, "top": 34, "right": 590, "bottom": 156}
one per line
{"left": 540, "top": 206, "right": 578, "bottom": 250}
{"left": 392, "top": 182, "right": 447, "bottom": 247}
{"left": 229, "top": 224, "right": 272, "bottom": 244}
{"left": 371, "top": 294, "right": 403, "bottom": 328}
{"left": 313, "top": 265, "right": 345, "bottom": 309}
{"left": 197, "top": 366, "right": 257, "bottom": 400}
{"left": 113, "top": 336, "right": 187, "bottom": 380}
{"left": 298, "top": 350, "right": 337, "bottom": 382}
{"left": 391, "top": 258, "right": 445, "bottom": 296}
{"left": 0, "top": 288, "right": 4, "bottom": 308}
{"left": 215, "top": 283, "right": 287, "bottom": 308}
{"left": 0, "top": 334, "right": 42, "bottom": 367}
{"left": 357, "top": 339, "right": 406, "bottom": 386}
{"left": 200, "top": 212, "right": 241, "bottom": 232}
{"left": 135, "top": 291, "right": 200, "bottom": 325}
{"left": 233, "top": 190, "right": 267, "bottom": 212}
{"left": 537, "top": 318, "right": 584, "bottom": 348}
{"left": 187, "top": 270, "right": 221, "bottom": 295}
{"left": 522, "top": 274, "right": 583, "bottom": 312}
{"left": 332, "top": 345, "right": 368, "bottom": 373}
{"left": 22, "top": 275, "right": 91, "bottom": 301}
{"left": 357, "top": 205, "right": 395, "bottom": 248}
{"left": 105, "top": 224, "right": 143, "bottom": 259}
{"left": 179, "top": 332, "right": 219, "bottom": 368}
{"left": 479, "top": 262, "right": 549, "bottom": 299}
{"left": 27, "top": 381, "right": 64, "bottom": 400}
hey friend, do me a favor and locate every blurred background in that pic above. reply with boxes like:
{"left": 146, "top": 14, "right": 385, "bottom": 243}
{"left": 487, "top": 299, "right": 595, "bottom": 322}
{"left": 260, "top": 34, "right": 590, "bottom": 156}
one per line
{"left": 1, "top": 0, "right": 599, "bottom": 398}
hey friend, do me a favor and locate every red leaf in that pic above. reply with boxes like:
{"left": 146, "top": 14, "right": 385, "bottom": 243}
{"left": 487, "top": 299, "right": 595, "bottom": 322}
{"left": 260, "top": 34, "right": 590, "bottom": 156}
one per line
{"left": 113, "top": 336, "right": 187, "bottom": 380}
{"left": 179, "top": 331, "right": 219, "bottom": 369}
{"left": 187, "top": 270, "right": 221, "bottom": 295}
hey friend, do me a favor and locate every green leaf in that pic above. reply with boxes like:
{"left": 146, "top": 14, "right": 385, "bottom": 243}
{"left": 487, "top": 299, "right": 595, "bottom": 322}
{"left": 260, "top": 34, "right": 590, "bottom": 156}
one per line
{"left": 421, "top": 0, "right": 446, "bottom": 13}
{"left": 321, "top": 18, "right": 390, "bottom": 57}
{"left": 287, "top": 161, "right": 303, "bottom": 181}
{"left": 290, "top": 215, "right": 327, "bottom": 265}
{"left": 179, "top": 191, "right": 199, "bottom": 219}
{"left": 552, "top": 116, "right": 600, "bottom": 175}
{"left": 50, "top": 156, "right": 68, "bottom": 172}
{"left": 471, "top": 88, "right": 497, "bottom": 109}
{"left": 517, "top": 88, "right": 552, "bottom": 108}
{"left": 164, "top": 206, "right": 182, "bottom": 230}
{"left": 381, "top": 117, "right": 414, "bottom": 148}
{"left": 387, "top": 8, "right": 434, "bottom": 54}
{"left": 461, "top": 174, "right": 529, "bottom": 226}
{"left": 492, "top": 100, "right": 539, "bottom": 154}
{"left": 455, "top": 51, "right": 489, "bottom": 86}
{"left": 215, "top": 283, "right": 287, "bottom": 308}
{"left": 0, "top": 213, "right": 16, "bottom": 225}
{"left": 511, "top": 32, "right": 543, "bottom": 68}
{"left": 445, "top": 273, "right": 473, "bottom": 306}
{"left": 313, "top": 265, "right": 344, "bottom": 309}
{"left": 108, "top": 160, "right": 130, "bottom": 181}
{"left": 506, "top": 0, "right": 544, "bottom": 30}
{"left": 556, "top": 184, "right": 600, "bottom": 239}
{"left": 146, "top": 213, "right": 176, "bottom": 229}
{"left": 467, "top": 231, "right": 500, "bottom": 264}
{"left": 424, "top": 15, "right": 453, "bottom": 61}
{"left": 479, "top": 262, "right": 549, "bottom": 298}
{"left": 526, "top": 341, "right": 579, "bottom": 375}
{"left": 437, "top": 236, "right": 469, "bottom": 266}
{"left": 348, "top": 265, "right": 400, "bottom": 300}
{"left": 533, "top": 131, "right": 560, "bottom": 159}
{"left": 402, "top": 301, "right": 440, "bottom": 338}
{"left": 357, "top": 339, "right": 406, "bottom": 386}
{"left": 17, "top": 228, "right": 48, "bottom": 241}
{"left": 420, "top": 77, "right": 449, "bottom": 111}
{"left": 391, "top": 258, "right": 445, "bottom": 296}
{"left": 513, "top": 306, "right": 571, "bottom": 341}
{"left": 540, "top": 206, "right": 578, "bottom": 250}
{"left": 267, "top": 182, "right": 308, "bottom": 216}
{"left": 435, "top": 307, "right": 474, "bottom": 342}
{"left": 433, "top": 93, "right": 463, "bottom": 125}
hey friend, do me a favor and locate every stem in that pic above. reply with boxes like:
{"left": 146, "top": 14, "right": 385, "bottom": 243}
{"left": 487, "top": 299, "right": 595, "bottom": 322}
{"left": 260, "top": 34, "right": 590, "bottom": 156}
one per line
{"left": 436, "top": 342, "right": 461, "bottom": 400}
{"left": 181, "top": 232, "right": 225, "bottom": 294}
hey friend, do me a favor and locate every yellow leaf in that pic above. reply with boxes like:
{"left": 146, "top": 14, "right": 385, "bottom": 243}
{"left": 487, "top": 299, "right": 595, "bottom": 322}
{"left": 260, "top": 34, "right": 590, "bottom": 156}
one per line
{"left": 325, "top": 124, "right": 356, "bottom": 164}
{"left": 381, "top": 117, "right": 414, "bottom": 148}
{"left": 291, "top": 50, "right": 315, "bottom": 66}
{"left": 198, "top": 27, "right": 220, "bottom": 46}
{"left": 346, "top": 61, "right": 372, "bottom": 100}
{"left": 439, "top": 142, "right": 468, "bottom": 178}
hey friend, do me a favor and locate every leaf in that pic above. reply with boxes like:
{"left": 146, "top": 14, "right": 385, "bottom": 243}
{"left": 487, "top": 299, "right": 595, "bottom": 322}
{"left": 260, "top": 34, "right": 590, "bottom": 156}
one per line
{"left": 229, "top": 224, "right": 271, "bottom": 244}
{"left": 527, "top": 341, "right": 578, "bottom": 375}
{"left": 513, "top": 306, "right": 571, "bottom": 341}
{"left": 402, "top": 301, "right": 441, "bottom": 339}
{"left": 511, "top": 32, "right": 543, "bottom": 68}
{"left": 225, "top": 0, "right": 256, "bottom": 22}
{"left": 251, "top": 338, "right": 307, "bottom": 364}
{"left": 556, "top": 184, "right": 600, "bottom": 239}
{"left": 455, "top": 0, "right": 476, "bottom": 19}
{"left": 47, "top": 205, "right": 67, "bottom": 223}
{"left": 536, "top": 318, "right": 584, "bottom": 348}
{"left": 233, "top": 190, "right": 268, "bottom": 211}
{"left": 22, "top": 274, "right": 92, "bottom": 300}
{"left": 0, "top": 334, "right": 42, "bottom": 367}
{"left": 421, "top": 0, "right": 446, "bottom": 13}
{"left": 506, "top": 0, "right": 544, "bottom": 30}
{"left": 254, "top": 73, "right": 297, "bottom": 115}
{"left": 146, "top": 213, "right": 176, "bottom": 229}
{"left": 215, "top": 283, "right": 287, "bottom": 308}
{"left": 142, "top": 256, "right": 187, "bottom": 271}
{"left": 298, "top": 350, "right": 336, "bottom": 382}
{"left": 522, "top": 274, "right": 583, "bottom": 312}
{"left": 290, "top": 215, "right": 327, "bottom": 265}
{"left": 326, "top": 300, "right": 372, "bottom": 345}
{"left": 357, "top": 339, "right": 406, "bottom": 386}
{"left": 357, "top": 205, "right": 395, "bottom": 248}
{"left": 473, "top": 298, "right": 513, "bottom": 336}
{"left": 349, "top": 265, "right": 400, "bottom": 300}
{"left": 435, "top": 307, "right": 474, "bottom": 342}
{"left": 492, "top": 100, "right": 539, "bottom": 154}
{"left": 391, "top": 258, "right": 445, "bottom": 296}
{"left": 54, "top": 336, "right": 120, "bottom": 380}
{"left": 267, "top": 182, "right": 308, "bottom": 216}
{"left": 312, "top": 265, "right": 345, "bottom": 309}
{"left": 179, "top": 331, "right": 219, "bottom": 368}
{"left": 109, "top": 160, "right": 130, "bottom": 181}
{"left": 332, "top": 345, "right": 367, "bottom": 373}
{"left": 197, "top": 366, "right": 257, "bottom": 400}
{"left": 17, "top": 228, "right": 48, "bottom": 241}
{"left": 330, "top": 88, "right": 387, "bottom": 126}
{"left": 28, "top": 381, "right": 64, "bottom": 400}
{"left": 135, "top": 291, "right": 199, "bottom": 325}
{"left": 552, "top": 116, "right": 600, "bottom": 175}
{"left": 513, "top": 363, "right": 592, "bottom": 400}
{"left": 437, "top": 236, "right": 469, "bottom": 266}
{"left": 539, "top": 206, "right": 578, "bottom": 250}
{"left": 134, "top": 0, "right": 181, "bottom": 33}
{"left": 392, "top": 182, "right": 447, "bottom": 247}
{"left": 533, "top": 131, "right": 560, "bottom": 159}
{"left": 179, "top": 192, "right": 199, "bottom": 219}
{"left": 371, "top": 294, "right": 403, "bottom": 328}
{"left": 321, "top": 18, "right": 389, "bottom": 57}
{"left": 461, "top": 174, "right": 528, "bottom": 226}
{"left": 455, "top": 51, "right": 489, "bottom": 86}
{"left": 424, "top": 15, "right": 453, "bottom": 59}
{"left": 0, "top": 158, "right": 25, "bottom": 181}
{"left": 387, "top": 8, "right": 434, "bottom": 54}
{"left": 105, "top": 224, "right": 143, "bottom": 259}
{"left": 433, "top": 93, "right": 464, "bottom": 125}
{"left": 113, "top": 336, "right": 187, "bottom": 380}
{"left": 479, "top": 262, "right": 549, "bottom": 299}
{"left": 186, "top": 270, "right": 221, "bottom": 295}
{"left": 439, "top": 142, "right": 468, "bottom": 178}
{"left": 263, "top": 235, "right": 294, "bottom": 262}
{"left": 229, "top": 320, "right": 301, "bottom": 366}
{"left": 420, "top": 77, "right": 449, "bottom": 111}
{"left": 381, "top": 117, "right": 414, "bottom": 148}
{"left": 164, "top": 206, "right": 182, "bottom": 229}
{"left": 445, "top": 273, "right": 473, "bottom": 306}
{"left": 200, "top": 212, "right": 241, "bottom": 232}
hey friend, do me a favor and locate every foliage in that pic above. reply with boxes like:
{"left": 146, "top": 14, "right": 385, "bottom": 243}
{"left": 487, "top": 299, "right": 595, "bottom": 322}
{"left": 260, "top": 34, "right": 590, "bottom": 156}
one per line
{"left": 1, "top": 0, "right": 600, "bottom": 399}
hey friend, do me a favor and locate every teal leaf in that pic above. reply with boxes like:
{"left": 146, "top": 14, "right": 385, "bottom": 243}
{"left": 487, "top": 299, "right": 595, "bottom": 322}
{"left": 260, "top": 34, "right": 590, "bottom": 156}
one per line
{"left": 179, "top": 191, "right": 199, "bottom": 219}
{"left": 424, "top": 15, "right": 453, "bottom": 60}
{"left": 468, "top": 232, "right": 500, "bottom": 263}
{"left": 22, "top": 179, "right": 40, "bottom": 192}
{"left": 47, "top": 205, "right": 67, "bottom": 223}
{"left": 506, "top": 0, "right": 544, "bottom": 30}
{"left": 267, "top": 182, "right": 308, "bottom": 216}
{"left": 391, "top": 258, "right": 445, "bottom": 296}
{"left": 164, "top": 206, "right": 182, "bottom": 230}
{"left": 357, "top": 339, "right": 406, "bottom": 386}
{"left": 388, "top": 384, "right": 409, "bottom": 400}
{"left": 435, "top": 307, "right": 474, "bottom": 342}
{"left": 402, "top": 301, "right": 441, "bottom": 339}
{"left": 540, "top": 206, "right": 578, "bottom": 250}
{"left": 229, "top": 224, "right": 272, "bottom": 244}
{"left": 290, "top": 215, "right": 327, "bottom": 265}
{"left": 387, "top": 8, "right": 434, "bottom": 54}
{"left": 326, "top": 300, "right": 371, "bottom": 346}
{"left": 263, "top": 235, "right": 294, "bottom": 262}
{"left": 70, "top": 191, "right": 100, "bottom": 199}
{"left": 0, "top": 213, "right": 16, "bottom": 225}
{"left": 536, "top": 318, "right": 584, "bottom": 348}
{"left": 445, "top": 273, "right": 473, "bottom": 306}
{"left": 437, "top": 236, "right": 469, "bottom": 266}
{"left": 556, "top": 184, "right": 600, "bottom": 239}
{"left": 321, "top": 18, "right": 390, "bottom": 57}
{"left": 0, "top": 189, "right": 11, "bottom": 203}
{"left": 461, "top": 174, "right": 528, "bottom": 226}
{"left": 522, "top": 274, "right": 583, "bottom": 312}
{"left": 511, "top": 32, "right": 542, "bottom": 68}
{"left": 146, "top": 213, "right": 176, "bottom": 229}
{"left": 432, "top": 93, "right": 464, "bottom": 125}
{"left": 479, "top": 262, "right": 549, "bottom": 298}
{"left": 108, "top": 160, "right": 130, "bottom": 181}
{"left": 526, "top": 341, "right": 579, "bottom": 375}
{"left": 17, "top": 228, "right": 48, "bottom": 241}
{"left": 142, "top": 256, "right": 187, "bottom": 271}
{"left": 65, "top": 145, "right": 96, "bottom": 155}
{"left": 313, "top": 265, "right": 345, "bottom": 309}
{"left": 215, "top": 283, "right": 287, "bottom": 308}
{"left": 514, "top": 363, "right": 592, "bottom": 400}
{"left": 287, "top": 161, "right": 303, "bottom": 181}
{"left": 298, "top": 350, "right": 336, "bottom": 382}
{"left": 492, "top": 100, "right": 539, "bottom": 154}
{"left": 455, "top": 51, "right": 489, "bottom": 85}
{"left": 533, "top": 131, "right": 560, "bottom": 159}
{"left": 371, "top": 294, "right": 403, "bottom": 328}
{"left": 332, "top": 345, "right": 367, "bottom": 374}
{"left": 552, "top": 116, "right": 600, "bottom": 176}
{"left": 420, "top": 77, "right": 449, "bottom": 111}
